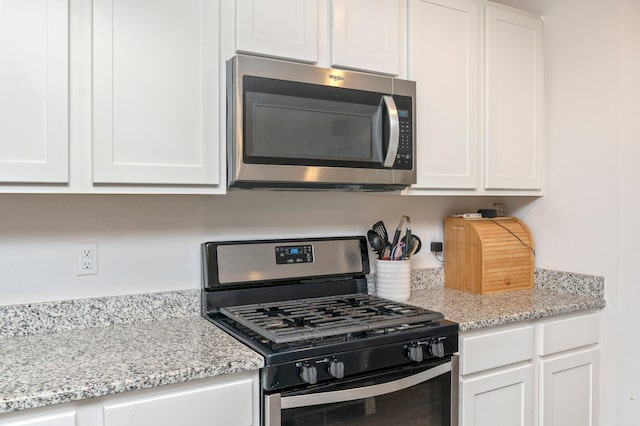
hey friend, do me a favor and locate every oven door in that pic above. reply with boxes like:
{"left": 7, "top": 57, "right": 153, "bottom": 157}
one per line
{"left": 265, "top": 356, "right": 458, "bottom": 426}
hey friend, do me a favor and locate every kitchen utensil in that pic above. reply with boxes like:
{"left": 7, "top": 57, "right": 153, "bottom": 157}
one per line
{"left": 367, "top": 229, "right": 385, "bottom": 260}
{"left": 403, "top": 217, "right": 412, "bottom": 260}
{"left": 372, "top": 220, "right": 392, "bottom": 259}
{"left": 372, "top": 221, "right": 390, "bottom": 245}
{"left": 404, "top": 235, "right": 421, "bottom": 258}
{"left": 391, "top": 215, "right": 409, "bottom": 247}
{"left": 391, "top": 242, "right": 405, "bottom": 260}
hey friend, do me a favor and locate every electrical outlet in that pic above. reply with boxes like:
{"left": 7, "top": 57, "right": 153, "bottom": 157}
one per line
{"left": 426, "top": 228, "right": 442, "bottom": 244}
{"left": 77, "top": 243, "right": 98, "bottom": 276}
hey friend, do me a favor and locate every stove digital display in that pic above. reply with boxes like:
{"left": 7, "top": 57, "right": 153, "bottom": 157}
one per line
{"left": 276, "top": 245, "right": 313, "bottom": 264}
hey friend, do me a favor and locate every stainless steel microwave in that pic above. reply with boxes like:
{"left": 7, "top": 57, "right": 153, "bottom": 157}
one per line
{"left": 226, "top": 55, "right": 416, "bottom": 190}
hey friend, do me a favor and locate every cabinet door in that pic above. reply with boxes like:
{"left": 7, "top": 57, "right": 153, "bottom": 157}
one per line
{"left": 236, "top": 0, "right": 317, "bottom": 63}
{"left": 0, "top": 412, "right": 75, "bottom": 426}
{"left": 103, "top": 375, "right": 254, "bottom": 426}
{"left": 460, "top": 364, "right": 533, "bottom": 426}
{"left": 93, "top": 0, "right": 219, "bottom": 185}
{"left": 331, "top": 0, "right": 400, "bottom": 75}
{"left": 0, "top": 0, "right": 68, "bottom": 183}
{"left": 484, "top": 5, "right": 543, "bottom": 190}
{"left": 409, "top": 0, "right": 479, "bottom": 189}
{"left": 540, "top": 348, "right": 599, "bottom": 426}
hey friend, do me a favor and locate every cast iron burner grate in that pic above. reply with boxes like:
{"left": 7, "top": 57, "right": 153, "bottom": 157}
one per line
{"left": 219, "top": 293, "right": 444, "bottom": 344}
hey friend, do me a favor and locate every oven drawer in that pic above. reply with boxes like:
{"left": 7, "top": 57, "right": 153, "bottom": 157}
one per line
{"left": 459, "top": 325, "right": 534, "bottom": 375}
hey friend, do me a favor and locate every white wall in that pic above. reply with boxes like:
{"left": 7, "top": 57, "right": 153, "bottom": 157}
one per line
{"left": 0, "top": 192, "right": 495, "bottom": 305}
{"left": 496, "top": 0, "right": 639, "bottom": 424}
{"left": 618, "top": 0, "right": 640, "bottom": 421}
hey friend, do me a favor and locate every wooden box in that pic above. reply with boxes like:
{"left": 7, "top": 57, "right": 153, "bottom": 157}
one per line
{"left": 444, "top": 217, "right": 534, "bottom": 294}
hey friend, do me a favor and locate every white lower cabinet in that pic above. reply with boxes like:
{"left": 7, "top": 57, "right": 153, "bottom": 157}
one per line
{"left": 103, "top": 373, "right": 255, "bottom": 426}
{"left": 458, "top": 324, "right": 534, "bottom": 426}
{"left": 537, "top": 313, "right": 600, "bottom": 426}
{"left": 539, "top": 348, "right": 599, "bottom": 426}
{"left": 458, "top": 311, "right": 601, "bottom": 426}
{"left": 0, "top": 412, "right": 76, "bottom": 426}
{"left": 461, "top": 364, "right": 534, "bottom": 426}
{"left": 0, "top": 372, "right": 259, "bottom": 426}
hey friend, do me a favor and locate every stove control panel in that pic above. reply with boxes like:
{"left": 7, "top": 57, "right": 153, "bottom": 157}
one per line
{"left": 275, "top": 245, "right": 314, "bottom": 265}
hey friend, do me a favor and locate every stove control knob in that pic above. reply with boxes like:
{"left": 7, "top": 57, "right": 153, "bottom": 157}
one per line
{"left": 407, "top": 344, "right": 424, "bottom": 362}
{"left": 300, "top": 364, "right": 318, "bottom": 385}
{"left": 429, "top": 341, "right": 445, "bottom": 358}
{"left": 328, "top": 360, "right": 345, "bottom": 379}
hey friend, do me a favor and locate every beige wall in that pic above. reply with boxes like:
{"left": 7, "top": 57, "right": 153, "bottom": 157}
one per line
{"left": 497, "top": 0, "right": 640, "bottom": 423}
{"left": 618, "top": 0, "right": 640, "bottom": 421}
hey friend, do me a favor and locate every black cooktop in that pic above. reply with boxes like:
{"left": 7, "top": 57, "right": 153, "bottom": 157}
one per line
{"left": 219, "top": 293, "right": 444, "bottom": 343}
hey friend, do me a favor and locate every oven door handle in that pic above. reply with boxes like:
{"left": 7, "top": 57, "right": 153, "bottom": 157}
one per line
{"left": 382, "top": 95, "right": 400, "bottom": 168}
{"left": 280, "top": 360, "right": 451, "bottom": 409}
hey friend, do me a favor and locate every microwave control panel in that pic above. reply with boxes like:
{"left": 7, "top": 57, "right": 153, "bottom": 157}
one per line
{"left": 394, "top": 95, "right": 413, "bottom": 170}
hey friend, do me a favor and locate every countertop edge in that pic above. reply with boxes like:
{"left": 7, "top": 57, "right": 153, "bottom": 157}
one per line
{"left": 456, "top": 299, "right": 606, "bottom": 332}
{"left": 0, "top": 316, "right": 264, "bottom": 415}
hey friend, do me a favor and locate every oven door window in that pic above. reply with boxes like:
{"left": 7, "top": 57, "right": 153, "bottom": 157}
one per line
{"left": 243, "top": 76, "right": 390, "bottom": 169}
{"left": 268, "top": 361, "right": 452, "bottom": 426}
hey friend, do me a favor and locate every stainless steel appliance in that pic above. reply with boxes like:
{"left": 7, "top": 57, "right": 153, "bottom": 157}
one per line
{"left": 226, "top": 55, "right": 416, "bottom": 190}
{"left": 201, "top": 236, "right": 458, "bottom": 426}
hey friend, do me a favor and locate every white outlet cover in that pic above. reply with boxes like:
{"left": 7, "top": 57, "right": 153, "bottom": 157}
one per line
{"left": 76, "top": 243, "right": 98, "bottom": 276}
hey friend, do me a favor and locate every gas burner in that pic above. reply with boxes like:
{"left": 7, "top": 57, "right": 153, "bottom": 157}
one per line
{"left": 219, "top": 293, "right": 443, "bottom": 344}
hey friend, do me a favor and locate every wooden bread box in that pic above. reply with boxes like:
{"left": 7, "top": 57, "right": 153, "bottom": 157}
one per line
{"left": 444, "top": 217, "right": 534, "bottom": 294}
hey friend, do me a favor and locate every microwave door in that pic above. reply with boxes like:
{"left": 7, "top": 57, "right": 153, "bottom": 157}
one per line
{"left": 242, "top": 79, "right": 388, "bottom": 170}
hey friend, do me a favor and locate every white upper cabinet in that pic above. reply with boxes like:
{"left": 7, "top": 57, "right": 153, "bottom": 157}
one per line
{"left": 409, "top": 0, "right": 479, "bottom": 189}
{"left": 0, "top": 0, "right": 68, "bottom": 183}
{"left": 409, "top": 1, "right": 544, "bottom": 195}
{"left": 331, "top": 0, "right": 401, "bottom": 75}
{"left": 93, "top": 0, "right": 219, "bottom": 185}
{"left": 235, "top": 0, "right": 318, "bottom": 63}
{"left": 484, "top": 5, "right": 544, "bottom": 190}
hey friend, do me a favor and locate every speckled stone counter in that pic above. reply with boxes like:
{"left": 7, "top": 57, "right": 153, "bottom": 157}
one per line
{"left": 373, "top": 267, "right": 606, "bottom": 332}
{"left": 0, "top": 267, "right": 605, "bottom": 415}
{"left": 0, "top": 316, "right": 263, "bottom": 414}
{"left": 407, "top": 287, "right": 605, "bottom": 332}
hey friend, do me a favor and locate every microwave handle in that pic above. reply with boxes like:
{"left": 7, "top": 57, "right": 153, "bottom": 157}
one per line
{"left": 382, "top": 95, "right": 400, "bottom": 168}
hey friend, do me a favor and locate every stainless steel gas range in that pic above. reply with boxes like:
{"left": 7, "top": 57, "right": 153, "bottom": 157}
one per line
{"left": 201, "top": 236, "right": 459, "bottom": 426}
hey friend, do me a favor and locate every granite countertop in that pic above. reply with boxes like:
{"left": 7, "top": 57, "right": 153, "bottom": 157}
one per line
{"left": 402, "top": 268, "right": 606, "bottom": 332}
{"left": 0, "top": 316, "right": 263, "bottom": 414}
{"left": 0, "top": 268, "right": 606, "bottom": 415}
{"left": 407, "top": 287, "right": 605, "bottom": 332}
